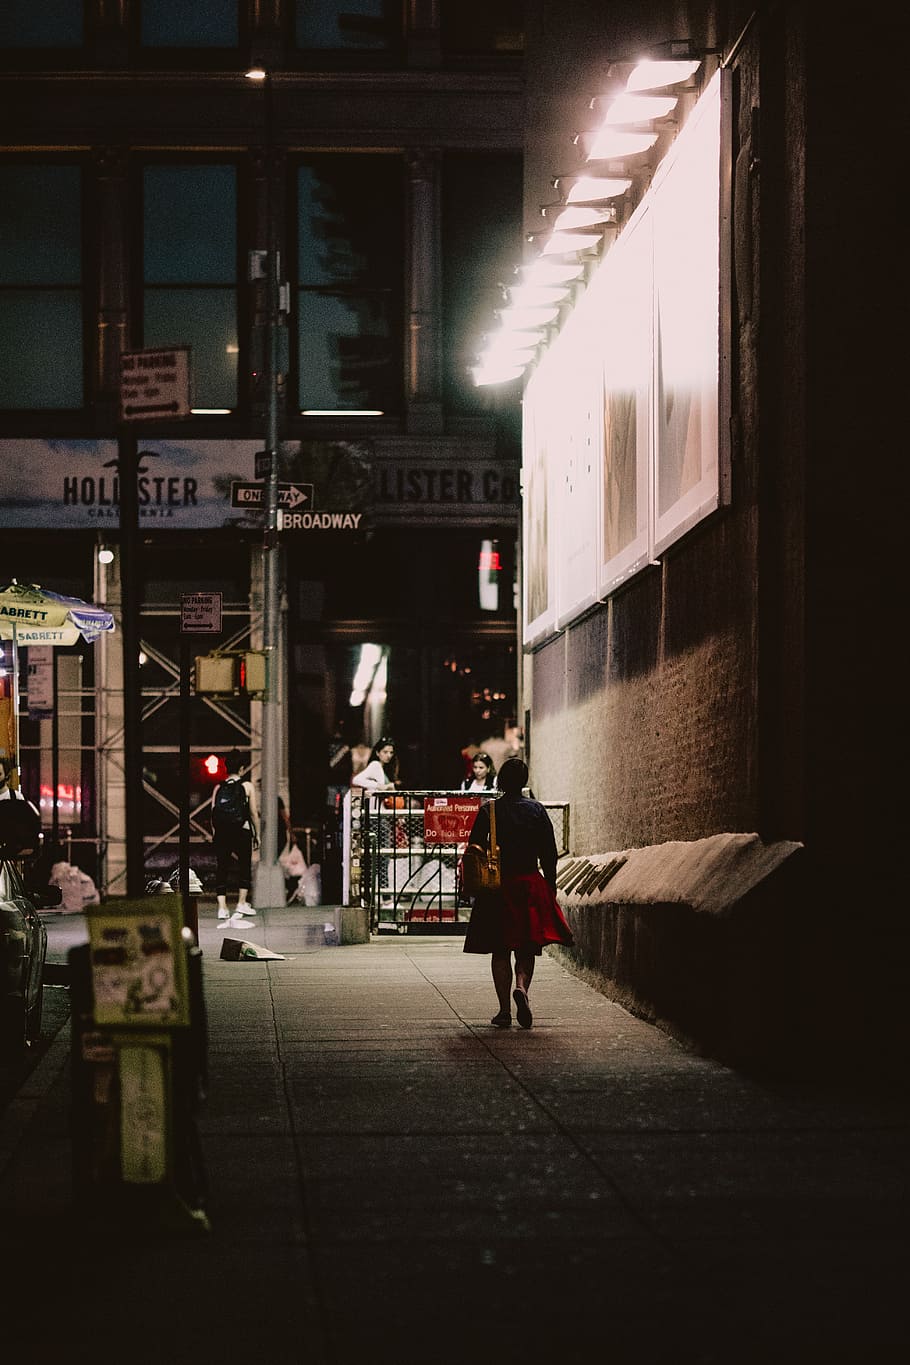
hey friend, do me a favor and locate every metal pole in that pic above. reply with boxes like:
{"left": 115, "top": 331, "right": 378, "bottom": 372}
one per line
{"left": 253, "top": 69, "right": 287, "bottom": 909}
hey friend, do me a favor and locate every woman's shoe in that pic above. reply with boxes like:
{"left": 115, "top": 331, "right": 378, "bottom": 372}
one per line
{"left": 513, "top": 989, "right": 533, "bottom": 1029}
{"left": 490, "top": 1012, "right": 512, "bottom": 1028}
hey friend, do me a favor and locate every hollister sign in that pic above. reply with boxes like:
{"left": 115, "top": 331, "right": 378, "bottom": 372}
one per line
{"left": 371, "top": 454, "right": 519, "bottom": 526}
{"left": 0, "top": 438, "right": 517, "bottom": 530}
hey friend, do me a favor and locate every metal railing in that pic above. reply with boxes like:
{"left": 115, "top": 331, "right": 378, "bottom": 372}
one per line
{"left": 351, "top": 790, "right": 570, "bottom": 934}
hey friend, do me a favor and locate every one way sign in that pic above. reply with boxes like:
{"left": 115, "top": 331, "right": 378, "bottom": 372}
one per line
{"left": 231, "top": 481, "right": 314, "bottom": 510}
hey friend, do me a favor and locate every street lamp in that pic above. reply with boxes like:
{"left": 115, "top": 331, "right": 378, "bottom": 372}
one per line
{"left": 247, "top": 66, "right": 287, "bottom": 909}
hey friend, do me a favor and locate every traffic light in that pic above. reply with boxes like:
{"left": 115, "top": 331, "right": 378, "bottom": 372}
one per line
{"left": 192, "top": 752, "right": 226, "bottom": 786}
{"left": 194, "top": 651, "right": 269, "bottom": 698}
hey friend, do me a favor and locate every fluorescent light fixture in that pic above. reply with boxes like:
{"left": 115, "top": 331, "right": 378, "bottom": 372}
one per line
{"left": 520, "top": 260, "right": 586, "bottom": 285}
{"left": 301, "top": 409, "right": 384, "bottom": 416}
{"left": 560, "top": 174, "right": 632, "bottom": 203}
{"left": 496, "top": 304, "right": 560, "bottom": 329}
{"left": 472, "top": 364, "right": 526, "bottom": 386}
{"left": 245, "top": 67, "right": 267, "bottom": 81}
{"left": 601, "top": 93, "right": 678, "bottom": 124}
{"left": 585, "top": 128, "right": 658, "bottom": 161}
{"left": 541, "top": 229, "right": 603, "bottom": 256}
{"left": 507, "top": 284, "right": 571, "bottom": 307}
{"left": 480, "top": 344, "right": 539, "bottom": 367}
{"left": 479, "top": 336, "right": 541, "bottom": 359}
{"left": 349, "top": 643, "right": 385, "bottom": 707}
{"left": 552, "top": 205, "right": 614, "bottom": 231}
{"left": 626, "top": 58, "right": 700, "bottom": 91}
{"left": 191, "top": 407, "right": 232, "bottom": 414}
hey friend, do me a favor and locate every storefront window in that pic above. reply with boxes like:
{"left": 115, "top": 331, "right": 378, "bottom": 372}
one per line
{"left": 142, "top": 163, "right": 238, "bottom": 410}
{"left": 0, "top": 163, "right": 83, "bottom": 408}
{"left": 295, "top": 1, "right": 399, "bottom": 51}
{"left": 140, "top": 0, "right": 238, "bottom": 47}
{"left": 296, "top": 155, "right": 403, "bottom": 413}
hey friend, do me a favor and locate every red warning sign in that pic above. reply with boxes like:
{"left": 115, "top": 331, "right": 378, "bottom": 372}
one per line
{"left": 422, "top": 796, "right": 482, "bottom": 846}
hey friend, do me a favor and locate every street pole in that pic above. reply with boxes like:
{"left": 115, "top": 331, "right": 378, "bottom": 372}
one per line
{"left": 252, "top": 68, "right": 287, "bottom": 910}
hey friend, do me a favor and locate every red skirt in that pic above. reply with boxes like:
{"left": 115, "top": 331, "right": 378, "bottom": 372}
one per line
{"left": 463, "top": 872, "right": 574, "bottom": 955}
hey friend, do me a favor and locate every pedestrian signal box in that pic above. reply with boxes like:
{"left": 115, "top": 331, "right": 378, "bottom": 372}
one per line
{"left": 194, "top": 650, "right": 268, "bottom": 699}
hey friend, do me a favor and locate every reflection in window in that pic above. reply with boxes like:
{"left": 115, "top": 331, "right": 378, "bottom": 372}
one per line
{"left": 296, "top": 156, "right": 403, "bottom": 413}
{"left": 140, "top": 0, "right": 238, "bottom": 47}
{"left": 142, "top": 164, "right": 238, "bottom": 410}
{"left": 0, "top": 165, "right": 83, "bottom": 408}
{"left": 442, "top": 152, "right": 523, "bottom": 413}
{"left": 0, "top": 1, "right": 83, "bottom": 46}
{"left": 296, "top": 0, "right": 397, "bottom": 50}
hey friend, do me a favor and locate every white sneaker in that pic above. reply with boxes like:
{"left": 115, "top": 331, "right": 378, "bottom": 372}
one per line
{"left": 217, "top": 907, "right": 229, "bottom": 920}
{"left": 227, "top": 910, "right": 254, "bottom": 927}
{"left": 234, "top": 903, "right": 256, "bottom": 917}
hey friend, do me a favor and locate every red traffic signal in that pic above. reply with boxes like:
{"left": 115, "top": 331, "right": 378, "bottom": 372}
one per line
{"left": 200, "top": 754, "right": 226, "bottom": 782}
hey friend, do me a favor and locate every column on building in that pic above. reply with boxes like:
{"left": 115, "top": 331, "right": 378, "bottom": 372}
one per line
{"left": 406, "top": 149, "right": 444, "bottom": 433}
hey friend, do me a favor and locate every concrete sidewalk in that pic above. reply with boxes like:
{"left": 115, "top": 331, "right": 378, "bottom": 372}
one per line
{"left": 2, "top": 902, "right": 908, "bottom": 1364}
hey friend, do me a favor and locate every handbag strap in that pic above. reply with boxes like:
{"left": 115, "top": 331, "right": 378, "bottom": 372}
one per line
{"left": 488, "top": 799, "right": 498, "bottom": 863}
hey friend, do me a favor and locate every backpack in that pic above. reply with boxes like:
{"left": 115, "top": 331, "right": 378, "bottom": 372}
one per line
{"left": 212, "top": 778, "right": 249, "bottom": 830}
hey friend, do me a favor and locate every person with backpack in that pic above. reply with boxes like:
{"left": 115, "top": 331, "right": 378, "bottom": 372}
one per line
{"left": 211, "top": 751, "right": 259, "bottom": 925}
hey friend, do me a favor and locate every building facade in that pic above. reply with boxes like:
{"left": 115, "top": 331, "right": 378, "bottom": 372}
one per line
{"left": 0, "top": 1, "right": 526, "bottom": 893}
{"left": 508, "top": 0, "right": 899, "bottom": 1069}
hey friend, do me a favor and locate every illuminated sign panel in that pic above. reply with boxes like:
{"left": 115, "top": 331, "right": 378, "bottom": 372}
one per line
{"left": 523, "top": 70, "right": 726, "bottom": 647}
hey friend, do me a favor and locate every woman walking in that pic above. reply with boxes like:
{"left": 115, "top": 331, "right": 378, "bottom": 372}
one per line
{"left": 463, "top": 757, "right": 573, "bottom": 1029}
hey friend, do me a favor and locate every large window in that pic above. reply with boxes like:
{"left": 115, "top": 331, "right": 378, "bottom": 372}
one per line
{"left": 139, "top": 0, "right": 238, "bottom": 47}
{"left": 295, "top": 155, "right": 403, "bottom": 414}
{"left": 142, "top": 164, "right": 239, "bottom": 412}
{"left": 0, "top": 1, "right": 84, "bottom": 46}
{"left": 442, "top": 152, "right": 523, "bottom": 414}
{"left": 295, "top": 1, "right": 399, "bottom": 52}
{"left": 0, "top": 164, "right": 83, "bottom": 409}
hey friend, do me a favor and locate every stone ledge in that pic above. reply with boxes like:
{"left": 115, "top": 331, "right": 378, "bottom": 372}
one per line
{"left": 558, "top": 832, "right": 803, "bottom": 915}
{"left": 556, "top": 835, "right": 808, "bottom": 1072}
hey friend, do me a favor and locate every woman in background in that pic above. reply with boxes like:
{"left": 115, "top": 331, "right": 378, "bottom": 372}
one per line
{"left": 460, "top": 751, "right": 496, "bottom": 792}
{"left": 351, "top": 737, "right": 399, "bottom": 797}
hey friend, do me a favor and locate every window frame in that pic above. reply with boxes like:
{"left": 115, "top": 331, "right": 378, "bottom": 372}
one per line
{"left": 133, "top": 154, "right": 248, "bottom": 418}
{"left": 290, "top": 150, "right": 406, "bottom": 419}
{"left": 0, "top": 155, "right": 89, "bottom": 415}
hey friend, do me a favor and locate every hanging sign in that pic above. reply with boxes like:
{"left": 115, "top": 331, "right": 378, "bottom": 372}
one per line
{"left": 180, "top": 591, "right": 222, "bottom": 635}
{"left": 26, "top": 645, "right": 54, "bottom": 717}
{"left": 120, "top": 346, "right": 191, "bottom": 422}
{"left": 422, "top": 796, "right": 482, "bottom": 846}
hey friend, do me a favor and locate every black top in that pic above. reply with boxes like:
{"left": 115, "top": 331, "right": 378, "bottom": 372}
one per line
{"left": 468, "top": 794, "right": 558, "bottom": 890}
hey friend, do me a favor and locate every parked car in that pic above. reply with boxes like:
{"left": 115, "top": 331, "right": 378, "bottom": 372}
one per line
{"left": 0, "top": 856, "right": 50, "bottom": 1056}
{"left": 0, "top": 798, "right": 60, "bottom": 1057}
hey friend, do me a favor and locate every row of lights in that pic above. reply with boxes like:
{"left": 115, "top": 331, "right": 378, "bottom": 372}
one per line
{"left": 472, "top": 45, "right": 704, "bottom": 387}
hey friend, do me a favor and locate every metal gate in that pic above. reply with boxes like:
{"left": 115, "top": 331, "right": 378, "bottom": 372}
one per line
{"left": 350, "top": 790, "right": 569, "bottom": 934}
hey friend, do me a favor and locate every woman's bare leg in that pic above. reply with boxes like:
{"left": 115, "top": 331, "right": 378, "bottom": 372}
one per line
{"left": 514, "top": 952, "right": 535, "bottom": 995}
{"left": 491, "top": 952, "right": 513, "bottom": 1016}
{"left": 513, "top": 951, "right": 535, "bottom": 1028}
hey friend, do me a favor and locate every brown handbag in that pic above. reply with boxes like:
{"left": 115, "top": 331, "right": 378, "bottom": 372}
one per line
{"left": 460, "top": 799, "right": 501, "bottom": 895}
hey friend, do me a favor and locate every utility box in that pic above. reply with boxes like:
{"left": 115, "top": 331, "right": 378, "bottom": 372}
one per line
{"left": 70, "top": 896, "right": 209, "bottom": 1234}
